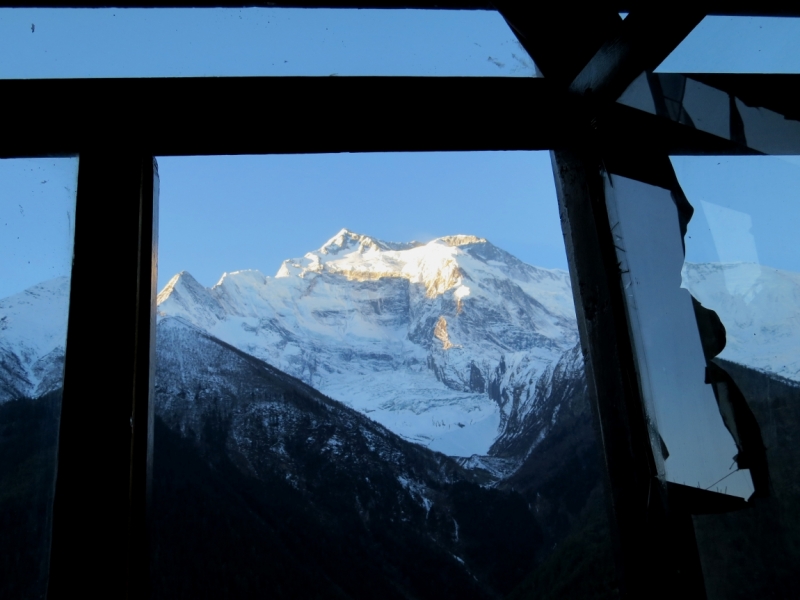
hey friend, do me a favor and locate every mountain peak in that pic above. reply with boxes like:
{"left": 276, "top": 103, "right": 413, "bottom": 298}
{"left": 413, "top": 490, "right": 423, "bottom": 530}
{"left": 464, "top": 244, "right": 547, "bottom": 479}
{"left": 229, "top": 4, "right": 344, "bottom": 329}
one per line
{"left": 157, "top": 270, "right": 203, "bottom": 304}
{"left": 319, "top": 229, "right": 421, "bottom": 256}
{"left": 319, "top": 229, "right": 377, "bottom": 255}
{"left": 157, "top": 271, "right": 226, "bottom": 328}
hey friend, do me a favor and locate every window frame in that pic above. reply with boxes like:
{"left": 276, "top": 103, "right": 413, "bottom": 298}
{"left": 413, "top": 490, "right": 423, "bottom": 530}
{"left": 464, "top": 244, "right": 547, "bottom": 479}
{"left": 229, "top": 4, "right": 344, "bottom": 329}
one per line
{"left": 2, "top": 4, "right": 798, "bottom": 598}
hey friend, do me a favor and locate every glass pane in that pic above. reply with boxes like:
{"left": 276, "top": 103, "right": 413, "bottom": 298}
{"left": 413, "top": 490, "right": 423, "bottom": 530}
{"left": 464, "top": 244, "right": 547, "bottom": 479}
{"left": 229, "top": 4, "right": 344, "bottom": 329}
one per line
{"left": 0, "top": 156, "right": 78, "bottom": 598}
{"left": 657, "top": 16, "right": 800, "bottom": 73}
{"left": 0, "top": 8, "right": 536, "bottom": 79}
{"left": 617, "top": 72, "right": 800, "bottom": 156}
{"left": 604, "top": 174, "right": 754, "bottom": 498}
{"left": 152, "top": 152, "right": 617, "bottom": 598}
{"left": 670, "top": 155, "right": 800, "bottom": 598}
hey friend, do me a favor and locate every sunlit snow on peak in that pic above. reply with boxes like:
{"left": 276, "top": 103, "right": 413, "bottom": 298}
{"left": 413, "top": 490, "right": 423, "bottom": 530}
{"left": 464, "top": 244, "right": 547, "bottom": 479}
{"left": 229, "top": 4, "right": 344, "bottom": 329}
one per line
{"left": 153, "top": 230, "right": 579, "bottom": 455}
{"left": 438, "top": 235, "right": 487, "bottom": 247}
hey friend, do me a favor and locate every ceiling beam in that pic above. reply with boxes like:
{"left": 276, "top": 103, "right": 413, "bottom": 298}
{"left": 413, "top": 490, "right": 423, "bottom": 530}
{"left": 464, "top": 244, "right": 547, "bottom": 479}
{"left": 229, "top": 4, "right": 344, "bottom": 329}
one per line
{"left": 0, "top": 76, "right": 579, "bottom": 156}
{"left": 494, "top": 2, "right": 623, "bottom": 87}
{"left": 0, "top": 76, "right": 749, "bottom": 157}
{"left": 569, "top": 9, "right": 704, "bottom": 101}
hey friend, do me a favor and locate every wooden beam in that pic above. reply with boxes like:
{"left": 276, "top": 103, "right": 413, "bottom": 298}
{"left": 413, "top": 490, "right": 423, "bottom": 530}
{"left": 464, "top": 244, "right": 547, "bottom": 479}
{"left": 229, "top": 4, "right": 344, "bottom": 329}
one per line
{"left": 570, "top": 10, "right": 704, "bottom": 101}
{"left": 0, "top": 77, "right": 582, "bottom": 156}
{"left": 48, "top": 154, "right": 158, "bottom": 600}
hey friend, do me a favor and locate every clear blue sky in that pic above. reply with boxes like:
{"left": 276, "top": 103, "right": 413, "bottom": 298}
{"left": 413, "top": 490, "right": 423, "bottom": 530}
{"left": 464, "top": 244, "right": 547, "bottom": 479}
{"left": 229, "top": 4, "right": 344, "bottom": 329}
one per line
{"left": 0, "top": 8, "right": 534, "bottom": 78}
{"left": 156, "top": 152, "right": 566, "bottom": 290}
{"left": 658, "top": 16, "right": 800, "bottom": 73}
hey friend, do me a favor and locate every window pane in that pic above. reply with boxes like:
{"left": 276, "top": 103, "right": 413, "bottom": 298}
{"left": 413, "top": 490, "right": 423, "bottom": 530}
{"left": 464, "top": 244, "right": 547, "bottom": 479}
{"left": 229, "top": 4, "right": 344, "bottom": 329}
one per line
{"left": 0, "top": 8, "right": 536, "bottom": 79}
{"left": 151, "top": 152, "right": 616, "bottom": 598}
{"left": 657, "top": 16, "right": 800, "bottom": 74}
{"left": 604, "top": 173, "right": 754, "bottom": 498}
{"left": 0, "top": 156, "right": 78, "bottom": 598}
{"left": 670, "top": 155, "right": 800, "bottom": 598}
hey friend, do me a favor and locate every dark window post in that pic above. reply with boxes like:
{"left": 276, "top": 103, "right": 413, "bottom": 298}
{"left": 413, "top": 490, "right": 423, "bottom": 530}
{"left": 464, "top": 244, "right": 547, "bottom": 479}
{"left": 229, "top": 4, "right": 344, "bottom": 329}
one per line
{"left": 48, "top": 153, "right": 158, "bottom": 600}
{"left": 552, "top": 147, "right": 707, "bottom": 598}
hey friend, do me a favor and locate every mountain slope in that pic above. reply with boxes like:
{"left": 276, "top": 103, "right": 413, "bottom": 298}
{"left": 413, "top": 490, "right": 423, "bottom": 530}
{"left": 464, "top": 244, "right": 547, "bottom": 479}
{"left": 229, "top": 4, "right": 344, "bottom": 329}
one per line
{"left": 153, "top": 316, "right": 545, "bottom": 599}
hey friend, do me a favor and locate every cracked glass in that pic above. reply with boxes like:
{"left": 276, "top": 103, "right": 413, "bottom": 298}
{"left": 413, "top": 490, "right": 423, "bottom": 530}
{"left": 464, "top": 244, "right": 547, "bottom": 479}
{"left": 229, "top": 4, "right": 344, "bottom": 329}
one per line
{"left": 669, "top": 155, "right": 800, "bottom": 599}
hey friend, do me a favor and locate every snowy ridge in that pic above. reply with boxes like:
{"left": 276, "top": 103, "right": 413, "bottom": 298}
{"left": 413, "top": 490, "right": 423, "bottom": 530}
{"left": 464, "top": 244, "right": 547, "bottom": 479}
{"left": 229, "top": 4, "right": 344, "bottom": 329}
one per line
{"left": 0, "top": 277, "right": 70, "bottom": 400}
{"left": 157, "top": 229, "right": 578, "bottom": 456}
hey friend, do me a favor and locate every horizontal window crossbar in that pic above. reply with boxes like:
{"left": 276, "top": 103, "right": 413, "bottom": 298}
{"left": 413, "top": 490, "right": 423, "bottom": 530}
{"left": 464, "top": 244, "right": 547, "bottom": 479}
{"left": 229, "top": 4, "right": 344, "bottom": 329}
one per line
{"left": 1, "top": 76, "right": 772, "bottom": 157}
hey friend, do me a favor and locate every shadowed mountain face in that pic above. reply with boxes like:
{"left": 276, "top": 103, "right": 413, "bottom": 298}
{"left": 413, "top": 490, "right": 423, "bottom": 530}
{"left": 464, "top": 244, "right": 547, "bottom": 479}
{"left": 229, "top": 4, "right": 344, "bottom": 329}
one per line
{"left": 153, "top": 317, "right": 547, "bottom": 599}
{"left": 690, "top": 359, "right": 800, "bottom": 600}
{"left": 0, "top": 391, "right": 61, "bottom": 600}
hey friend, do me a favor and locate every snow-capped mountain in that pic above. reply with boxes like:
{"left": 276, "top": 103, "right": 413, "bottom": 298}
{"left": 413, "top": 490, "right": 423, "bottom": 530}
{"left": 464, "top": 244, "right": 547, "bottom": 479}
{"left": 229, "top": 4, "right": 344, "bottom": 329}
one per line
{"left": 0, "top": 277, "right": 70, "bottom": 401}
{"left": 3, "top": 231, "right": 798, "bottom": 462}
{"left": 156, "top": 229, "right": 578, "bottom": 456}
{"left": 682, "top": 262, "right": 800, "bottom": 382}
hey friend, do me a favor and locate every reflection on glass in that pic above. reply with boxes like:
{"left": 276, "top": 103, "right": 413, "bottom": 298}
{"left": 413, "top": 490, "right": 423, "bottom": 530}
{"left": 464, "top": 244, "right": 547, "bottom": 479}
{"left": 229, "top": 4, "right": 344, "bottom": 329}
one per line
{"left": 657, "top": 16, "right": 800, "bottom": 74}
{"left": 671, "top": 155, "right": 800, "bottom": 599}
{"left": 617, "top": 72, "right": 800, "bottom": 156}
{"left": 0, "top": 157, "right": 78, "bottom": 598}
{"left": 673, "top": 156, "right": 800, "bottom": 382}
{"left": 151, "top": 152, "right": 616, "bottom": 598}
{"left": 0, "top": 8, "right": 536, "bottom": 79}
{"left": 604, "top": 174, "right": 754, "bottom": 498}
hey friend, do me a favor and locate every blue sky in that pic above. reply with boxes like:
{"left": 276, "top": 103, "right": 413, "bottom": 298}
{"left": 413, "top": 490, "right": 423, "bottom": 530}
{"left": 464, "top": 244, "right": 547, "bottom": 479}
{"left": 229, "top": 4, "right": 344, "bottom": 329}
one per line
{"left": 658, "top": 16, "right": 800, "bottom": 73}
{"left": 0, "top": 158, "right": 77, "bottom": 299}
{"left": 0, "top": 8, "right": 534, "bottom": 79}
{"left": 156, "top": 152, "right": 565, "bottom": 290}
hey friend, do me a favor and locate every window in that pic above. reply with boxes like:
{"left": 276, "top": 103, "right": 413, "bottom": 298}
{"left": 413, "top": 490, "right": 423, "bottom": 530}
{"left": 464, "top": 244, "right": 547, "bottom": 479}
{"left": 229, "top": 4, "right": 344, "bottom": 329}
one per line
{"left": 150, "top": 151, "right": 615, "bottom": 598}
{"left": 0, "top": 156, "right": 78, "bottom": 599}
{"left": 1, "top": 5, "right": 798, "bottom": 600}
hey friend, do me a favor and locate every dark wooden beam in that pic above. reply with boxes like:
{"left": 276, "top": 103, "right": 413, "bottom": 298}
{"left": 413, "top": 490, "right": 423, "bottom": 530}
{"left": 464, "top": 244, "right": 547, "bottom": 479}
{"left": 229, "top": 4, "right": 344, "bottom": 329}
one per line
{"left": 48, "top": 154, "right": 158, "bottom": 599}
{"left": 552, "top": 147, "right": 709, "bottom": 599}
{"left": 602, "top": 102, "right": 758, "bottom": 157}
{"left": 1, "top": 77, "right": 581, "bottom": 156}
{"left": 570, "top": 9, "right": 704, "bottom": 101}
{"left": 495, "top": 2, "right": 623, "bottom": 87}
{"left": 0, "top": 76, "right": 764, "bottom": 158}
{"left": 615, "top": 3, "right": 800, "bottom": 16}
